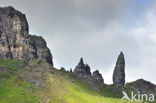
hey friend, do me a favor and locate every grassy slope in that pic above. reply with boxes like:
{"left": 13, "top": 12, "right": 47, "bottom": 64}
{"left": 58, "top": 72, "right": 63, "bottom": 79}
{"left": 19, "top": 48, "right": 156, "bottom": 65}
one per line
{"left": 0, "top": 75, "right": 38, "bottom": 103}
{"left": 0, "top": 59, "right": 38, "bottom": 103}
{"left": 0, "top": 59, "right": 141, "bottom": 103}
{"left": 48, "top": 71, "right": 140, "bottom": 103}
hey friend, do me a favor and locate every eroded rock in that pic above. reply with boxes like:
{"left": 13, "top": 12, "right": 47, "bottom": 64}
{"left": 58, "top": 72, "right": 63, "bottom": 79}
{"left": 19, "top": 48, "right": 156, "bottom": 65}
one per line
{"left": 74, "top": 58, "right": 91, "bottom": 78}
{"left": 74, "top": 58, "right": 104, "bottom": 85}
{"left": 93, "top": 70, "right": 104, "bottom": 84}
{"left": 0, "top": 6, "right": 53, "bottom": 65}
{"left": 113, "top": 52, "right": 125, "bottom": 86}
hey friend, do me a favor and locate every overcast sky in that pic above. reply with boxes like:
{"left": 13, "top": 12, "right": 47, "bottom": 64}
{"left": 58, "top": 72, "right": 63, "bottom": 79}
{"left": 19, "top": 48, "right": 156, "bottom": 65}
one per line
{"left": 0, "top": 0, "right": 156, "bottom": 84}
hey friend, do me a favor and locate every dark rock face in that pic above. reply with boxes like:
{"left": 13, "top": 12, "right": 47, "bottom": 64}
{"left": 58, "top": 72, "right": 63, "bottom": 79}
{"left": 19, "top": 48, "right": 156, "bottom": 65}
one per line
{"left": 60, "top": 67, "right": 65, "bottom": 71}
{"left": 126, "top": 79, "right": 156, "bottom": 94}
{"left": 74, "top": 58, "right": 91, "bottom": 79}
{"left": 30, "top": 35, "right": 53, "bottom": 65}
{"left": 74, "top": 58, "right": 104, "bottom": 84}
{"left": 93, "top": 70, "right": 104, "bottom": 84}
{"left": 0, "top": 6, "right": 53, "bottom": 65}
{"left": 113, "top": 52, "right": 125, "bottom": 86}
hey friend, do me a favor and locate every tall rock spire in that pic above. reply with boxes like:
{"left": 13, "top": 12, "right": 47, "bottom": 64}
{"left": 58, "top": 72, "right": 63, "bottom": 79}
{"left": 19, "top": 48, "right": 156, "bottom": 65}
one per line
{"left": 113, "top": 52, "right": 125, "bottom": 86}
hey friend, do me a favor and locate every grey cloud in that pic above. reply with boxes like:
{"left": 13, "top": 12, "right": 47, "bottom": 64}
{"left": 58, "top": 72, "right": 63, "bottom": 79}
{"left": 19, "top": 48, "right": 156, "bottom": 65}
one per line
{"left": 0, "top": 0, "right": 156, "bottom": 84}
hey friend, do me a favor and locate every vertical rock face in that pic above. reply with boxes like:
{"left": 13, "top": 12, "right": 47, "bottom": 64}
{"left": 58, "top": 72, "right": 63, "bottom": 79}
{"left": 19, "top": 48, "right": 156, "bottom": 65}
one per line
{"left": 93, "top": 70, "right": 104, "bottom": 84}
{"left": 0, "top": 6, "right": 53, "bottom": 65}
{"left": 74, "top": 58, "right": 91, "bottom": 78}
{"left": 113, "top": 52, "right": 125, "bottom": 86}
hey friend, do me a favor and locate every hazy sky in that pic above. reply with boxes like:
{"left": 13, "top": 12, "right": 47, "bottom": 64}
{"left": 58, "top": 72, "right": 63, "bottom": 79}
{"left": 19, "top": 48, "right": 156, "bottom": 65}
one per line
{"left": 0, "top": 0, "right": 156, "bottom": 84}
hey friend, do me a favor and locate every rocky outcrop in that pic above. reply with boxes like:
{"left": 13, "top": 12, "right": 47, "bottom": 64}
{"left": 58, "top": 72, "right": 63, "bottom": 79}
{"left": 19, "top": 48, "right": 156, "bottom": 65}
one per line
{"left": 74, "top": 58, "right": 104, "bottom": 84}
{"left": 0, "top": 6, "right": 53, "bottom": 65}
{"left": 113, "top": 52, "right": 125, "bottom": 86}
{"left": 93, "top": 70, "right": 104, "bottom": 84}
{"left": 17, "top": 59, "right": 53, "bottom": 87}
{"left": 74, "top": 58, "right": 91, "bottom": 78}
{"left": 126, "top": 79, "right": 156, "bottom": 94}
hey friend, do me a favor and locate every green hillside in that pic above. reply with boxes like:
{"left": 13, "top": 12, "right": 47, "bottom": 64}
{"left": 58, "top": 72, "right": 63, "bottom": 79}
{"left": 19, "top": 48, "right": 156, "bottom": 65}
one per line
{"left": 0, "top": 59, "right": 143, "bottom": 103}
{"left": 0, "top": 59, "right": 38, "bottom": 103}
{"left": 48, "top": 72, "right": 139, "bottom": 103}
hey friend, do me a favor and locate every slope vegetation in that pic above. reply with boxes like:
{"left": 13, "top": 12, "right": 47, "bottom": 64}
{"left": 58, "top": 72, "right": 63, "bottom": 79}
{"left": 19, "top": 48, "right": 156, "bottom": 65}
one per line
{"left": 0, "top": 59, "right": 141, "bottom": 103}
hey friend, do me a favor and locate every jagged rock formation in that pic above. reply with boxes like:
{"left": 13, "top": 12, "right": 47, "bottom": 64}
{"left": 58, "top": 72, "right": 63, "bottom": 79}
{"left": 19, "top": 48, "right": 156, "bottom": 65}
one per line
{"left": 74, "top": 58, "right": 104, "bottom": 84}
{"left": 113, "top": 52, "right": 125, "bottom": 86}
{"left": 0, "top": 6, "right": 53, "bottom": 65}
{"left": 93, "top": 70, "right": 104, "bottom": 84}
{"left": 74, "top": 58, "right": 91, "bottom": 78}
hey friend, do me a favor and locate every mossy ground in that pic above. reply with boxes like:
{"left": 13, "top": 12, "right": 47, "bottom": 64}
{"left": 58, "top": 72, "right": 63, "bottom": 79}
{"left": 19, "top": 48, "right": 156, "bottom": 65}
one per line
{"left": 0, "top": 74, "right": 38, "bottom": 103}
{"left": 0, "top": 59, "right": 23, "bottom": 72}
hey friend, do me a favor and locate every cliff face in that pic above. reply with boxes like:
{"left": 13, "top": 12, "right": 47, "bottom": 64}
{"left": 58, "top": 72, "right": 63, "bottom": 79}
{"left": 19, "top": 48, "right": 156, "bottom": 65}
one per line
{"left": 0, "top": 6, "right": 53, "bottom": 65}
